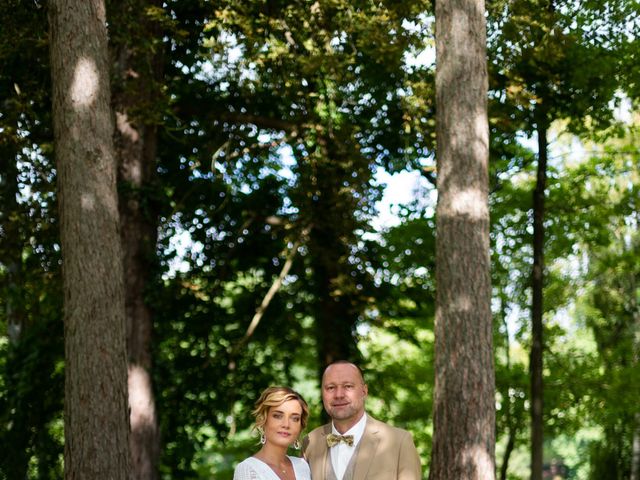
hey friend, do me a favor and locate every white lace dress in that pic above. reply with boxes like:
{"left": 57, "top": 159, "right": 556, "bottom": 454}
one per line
{"left": 233, "top": 456, "right": 311, "bottom": 480}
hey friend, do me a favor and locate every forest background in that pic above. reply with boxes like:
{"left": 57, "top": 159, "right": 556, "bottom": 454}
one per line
{"left": 1, "top": 0, "right": 639, "bottom": 479}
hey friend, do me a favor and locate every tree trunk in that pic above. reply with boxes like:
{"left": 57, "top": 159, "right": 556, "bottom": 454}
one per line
{"left": 309, "top": 224, "right": 359, "bottom": 369}
{"left": 499, "top": 297, "right": 517, "bottom": 480}
{"left": 109, "top": 2, "right": 164, "bottom": 477}
{"left": 500, "top": 426, "right": 516, "bottom": 480}
{"left": 307, "top": 149, "right": 361, "bottom": 376}
{"left": 530, "top": 115, "right": 547, "bottom": 480}
{"left": 430, "top": 1, "right": 495, "bottom": 479}
{"left": 300, "top": 133, "right": 364, "bottom": 388}
{"left": 49, "top": 1, "right": 131, "bottom": 478}
{"left": 309, "top": 224, "right": 359, "bottom": 371}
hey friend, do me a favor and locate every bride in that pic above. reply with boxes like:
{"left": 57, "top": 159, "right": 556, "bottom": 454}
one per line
{"left": 233, "top": 386, "right": 311, "bottom": 480}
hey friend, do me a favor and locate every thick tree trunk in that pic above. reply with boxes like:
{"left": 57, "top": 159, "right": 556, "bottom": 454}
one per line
{"left": 109, "top": 2, "right": 164, "bottom": 477}
{"left": 49, "top": 1, "right": 131, "bottom": 478}
{"left": 530, "top": 116, "right": 547, "bottom": 480}
{"left": 119, "top": 107, "right": 161, "bottom": 480}
{"left": 430, "top": 1, "right": 495, "bottom": 479}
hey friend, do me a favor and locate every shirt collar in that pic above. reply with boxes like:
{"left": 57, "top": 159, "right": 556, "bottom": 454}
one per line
{"left": 331, "top": 412, "right": 367, "bottom": 446}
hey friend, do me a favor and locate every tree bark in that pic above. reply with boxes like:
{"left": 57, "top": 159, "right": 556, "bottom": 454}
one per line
{"left": 49, "top": 1, "right": 131, "bottom": 478}
{"left": 109, "top": 1, "right": 165, "bottom": 477}
{"left": 530, "top": 115, "right": 547, "bottom": 480}
{"left": 430, "top": 1, "right": 495, "bottom": 479}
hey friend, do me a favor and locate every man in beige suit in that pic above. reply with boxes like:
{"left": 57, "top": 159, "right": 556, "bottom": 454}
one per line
{"left": 303, "top": 361, "right": 422, "bottom": 480}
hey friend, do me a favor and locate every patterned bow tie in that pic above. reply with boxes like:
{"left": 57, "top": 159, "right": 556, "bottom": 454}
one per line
{"left": 326, "top": 433, "right": 354, "bottom": 447}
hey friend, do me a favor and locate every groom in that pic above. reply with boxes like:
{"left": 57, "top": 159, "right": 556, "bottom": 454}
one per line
{"left": 303, "top": 361, "right": 422, "bottom": 480}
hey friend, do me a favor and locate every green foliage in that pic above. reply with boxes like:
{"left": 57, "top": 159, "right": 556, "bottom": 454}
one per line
{"left": 358, "top": 211, "right": 437, "bottom": 471}
{"left": 577, "top": 211, "right": 640, "bottom": 478}
{"left": 488, "top": 0, "right": 627, "bottom": 134}
{"left": 0, "top": 317, "right": 64, "bottom": 480}
{"left": 0, "top": 1, "right": 63, "bottom": 476}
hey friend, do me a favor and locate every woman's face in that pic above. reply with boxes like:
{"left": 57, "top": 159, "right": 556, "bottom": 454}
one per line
{"left": 263, "top": 399, "right": 303, "bottom": 448}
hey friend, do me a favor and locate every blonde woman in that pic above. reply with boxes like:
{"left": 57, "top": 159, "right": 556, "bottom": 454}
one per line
{"left": 234, "top": 386, "right": 311, "bottom": 480}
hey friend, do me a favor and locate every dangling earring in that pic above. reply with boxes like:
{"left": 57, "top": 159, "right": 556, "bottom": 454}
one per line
{"left": 293, "top": 439, "right": 300, "bottom": 450}
{"left": 259, "top": 428, "right": 266, "bottom": 445}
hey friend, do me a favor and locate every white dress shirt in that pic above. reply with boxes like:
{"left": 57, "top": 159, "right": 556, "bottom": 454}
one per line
{"left": 330, "top": 413, "right": 367, "bottom": 480}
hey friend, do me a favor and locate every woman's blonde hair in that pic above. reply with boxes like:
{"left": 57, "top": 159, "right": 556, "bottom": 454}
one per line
{"left": 252, "top": 386, "right": 309, "bottom": 431}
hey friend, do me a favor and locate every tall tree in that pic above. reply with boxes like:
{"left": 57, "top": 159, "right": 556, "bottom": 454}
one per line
{"left": 108, "top": 1, "right": 166, "bottom": 477}
{"left": 569, "top": 137, "right": 640, "bottom": 480}
{"left": 430, "top": 0, "right": 495, "bottom": 479}
{"left": 530, "top": 104, "right": 548, "bottom": 480}
{"left": 48, "top": 0, "right": 131, "bottom": 477}
{"left": 198, "top": 0, "right": 431, "bottom": 385}
{"left": 487, "top": 2, "right": 631, "bottom": 477}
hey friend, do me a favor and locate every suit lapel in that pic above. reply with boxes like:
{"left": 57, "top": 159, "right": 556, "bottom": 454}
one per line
{"left": 353, "top": 417, "right": 380, "bottom": 480}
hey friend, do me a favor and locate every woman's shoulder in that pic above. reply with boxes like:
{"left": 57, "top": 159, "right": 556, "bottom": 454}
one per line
{"left": 288, "top": 455, "right": 311, "bottom": 477}
{"left": 233, "top": 457, "right": 260, "bottom": 478}
{"left": 236, "top": 457, "right": 255, "bottom": 467}
{"left": 288, "top": 455, "right": 308, "bottom": 466}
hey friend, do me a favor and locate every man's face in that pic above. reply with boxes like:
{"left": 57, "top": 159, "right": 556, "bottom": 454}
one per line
{"left": 322, "top": 363, "right": 368, "bottom": 427}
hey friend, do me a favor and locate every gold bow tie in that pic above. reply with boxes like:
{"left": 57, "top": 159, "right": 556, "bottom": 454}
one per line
{"left": 326, "top": 433, "right": 354, "bottom": 447}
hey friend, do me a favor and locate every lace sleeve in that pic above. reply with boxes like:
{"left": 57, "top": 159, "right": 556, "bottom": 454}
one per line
{"left": 233, "top": 461, "right": 259, "bottom": 480}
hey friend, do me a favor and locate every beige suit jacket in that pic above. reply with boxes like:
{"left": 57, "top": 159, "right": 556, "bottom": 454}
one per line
{"left": 302, "top": 415, "right": 422, "bottom": 480}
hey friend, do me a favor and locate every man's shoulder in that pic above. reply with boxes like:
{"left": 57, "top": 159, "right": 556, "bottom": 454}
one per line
{"left": 307, "top": 422, "right": 331, "bottom": 437}
{"left": 367, "top": 415, "right": 413, "bottom": 437}
{"left": 302, "top": 423, "right": 330, "bottom": 456}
